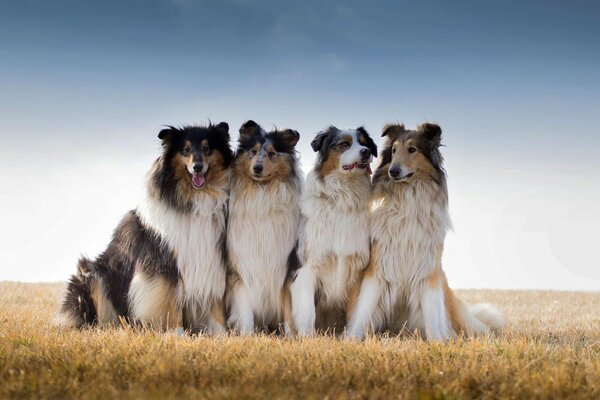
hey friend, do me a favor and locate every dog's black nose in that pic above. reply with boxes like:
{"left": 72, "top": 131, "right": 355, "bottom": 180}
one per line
{"left": 193, "top": 163, "right": 203, "bottom": 173}
{"left": 360, "top": 148, "right": 371, "bottom": 158}
{"left": 253, "top": 164, "right": 263, "bottom": 174}
{"left": 389, "top": 166, "right": 401, "bottom": 178}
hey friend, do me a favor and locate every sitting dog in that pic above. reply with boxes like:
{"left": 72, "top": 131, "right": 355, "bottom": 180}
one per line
{"left": 226, "top": 120, "right": 302, "bottom": 334}
{"left": 347, "top": 123, "right": 504, "bottom": 340}
{"left": 56, "top": 123, "right": 234, "bottom": 333}
{"left": 289, "top": 126, "right": 377, "bottom": 335}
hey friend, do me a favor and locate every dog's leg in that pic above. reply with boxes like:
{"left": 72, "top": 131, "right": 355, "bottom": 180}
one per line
{"left": 419, "top": 271, "right": 453, "bottom": 341}
{"left": 346, "top": 276, "right": 381, "bottom": 340}
{"left": 227, "top": 281, "right": 255, "bottom": 335}
{"left": 282, "top": 285, "right": 294, "bottom": 336}
{"left": 207, "top": 299, "right": 227, "bottom": 335}
{"left": 129, "top": 272, "right": 181, "bottom": 331}
{"left": 290, "top": 266, "right": 316, "bottom": 337}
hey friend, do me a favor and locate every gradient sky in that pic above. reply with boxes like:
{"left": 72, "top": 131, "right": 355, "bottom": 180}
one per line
{"left": 1, "top": 1, "right": 599, "bottom": 289}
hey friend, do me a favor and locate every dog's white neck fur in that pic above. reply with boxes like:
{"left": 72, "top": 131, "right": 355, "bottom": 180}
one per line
{"left": 296, "top": 170, "right": 371, "bottom": 313}
{"left": 372, "top": 179, "right": 451, "bottom": 285}
{"left": 136, "top": 185, "right": 228, "bottom": 322}
{"left": 304, "top": 169, "right": 371, "bottom": 211}
{"left": 228, "top": 167, "right": 303, "bottom": 326}
{"left": 369, "top": 178, "right": 451, "bottom": 334}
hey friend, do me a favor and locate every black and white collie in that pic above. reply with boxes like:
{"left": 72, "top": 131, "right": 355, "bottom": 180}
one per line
{"left": 347, "top": 123, "right": 504, "bottom": 340}
{"left": 56, "top": 123, "right": 234, "bottom": 333}
{"left": 226, "top": 120, "right": 302, "bottom": 334}
{"left": 289, "top": 126, "right": 377, "bottom": 335}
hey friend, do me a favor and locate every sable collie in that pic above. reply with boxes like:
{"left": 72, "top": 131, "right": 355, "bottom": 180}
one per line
{"left": 56, "top": 123, "right": 234, "bottom": 333}
{"left": 226, "top": 120, "right": 302, "bottom": 334}
{"left": 289, "top": 126, "right": 378, "bottom": 336}
{"left": 347, "top": 123, "right": 504, "bottom": 340}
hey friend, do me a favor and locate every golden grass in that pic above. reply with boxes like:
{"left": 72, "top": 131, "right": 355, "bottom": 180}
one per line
{"left": 1, "top": 282, "right": 599, "bottom": 399}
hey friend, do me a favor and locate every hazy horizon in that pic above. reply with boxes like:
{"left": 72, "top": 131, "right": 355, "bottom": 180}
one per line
{"left": 1, "top": 1, "right": 599, "bottom": 290}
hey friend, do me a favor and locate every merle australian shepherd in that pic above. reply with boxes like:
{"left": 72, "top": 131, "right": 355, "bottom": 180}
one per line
{"left": 346, "top": 123, "right": 504, "bottom": 340}
{"left": 289, "top": 126, "right": 377, "bottom": 336}
{"left": 56, "top": 123, "right": 234, "bottom": 333}
{"left": 226, "top": 120, "right": 302, "bottom": 334}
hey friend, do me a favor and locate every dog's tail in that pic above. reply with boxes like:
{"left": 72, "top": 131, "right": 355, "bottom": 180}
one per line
{"left": 454, "top": 296, "right": 505, "bottom": 336}
{"left": 54, "top": 257, "right": 98, "bottom": 329}
{"left": 469, "top": 303, "right": 504, "bottom": 332}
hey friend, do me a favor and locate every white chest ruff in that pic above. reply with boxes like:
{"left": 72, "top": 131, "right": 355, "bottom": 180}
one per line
{"left": 302, "top": 172, "right": 371, "bottom": 306}
{"left": 228, "top": 179, "right": 301, "bottom": 318}
{"left": 137, "top": 193, "right": 227, "bottom": 312}
{"left": 371, "top": 181, "right": 451, "bottom": 303}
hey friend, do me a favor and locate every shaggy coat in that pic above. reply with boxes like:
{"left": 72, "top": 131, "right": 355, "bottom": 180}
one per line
{"left": 56, "top": 123, "right": 234, "bottom": 333}
{"left": 347, "top": 123, "right": 504, "bottom": 340}
{"left": 290, "top": 126, "right": 378, "bottom": 335}
{"left": 226, "top": 120, "right": 302, "bottom": 334}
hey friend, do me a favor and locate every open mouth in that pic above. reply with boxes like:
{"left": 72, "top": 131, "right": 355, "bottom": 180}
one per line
{"left": 342, "top": 162, "right": 372, "bottom": 175}
{"left": 190, "top": 169, "right": 208, "bottom": 189}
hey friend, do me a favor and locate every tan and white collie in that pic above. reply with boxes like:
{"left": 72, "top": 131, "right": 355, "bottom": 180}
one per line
{"left": 347, "top": 123, "right": 504, "bottom": 340}
{"left": 226, "top": 120, "right": 302, "bottom": 334}
{"left": 289, "top": 126, "right": 378, "bottom": 336}
{"left": 56, "top": 123, "right": 234, "bottom": 334}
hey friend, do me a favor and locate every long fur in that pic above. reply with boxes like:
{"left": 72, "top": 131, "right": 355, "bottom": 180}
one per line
{"left": 226, "top": 121, "right": 303, "bottom": 334}
{"left": 56, "top": 123, "right": 233, "bottom": 333}
{"left": 347, "top": 123, "right": 504, "bottom": 340}
{"left": 290, "top": 126, "right": 377, "bottom": 336}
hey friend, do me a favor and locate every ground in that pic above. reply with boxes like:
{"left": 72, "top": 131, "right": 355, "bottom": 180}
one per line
{"left": 0, "top": 282, "right": 598, "bottom": 399}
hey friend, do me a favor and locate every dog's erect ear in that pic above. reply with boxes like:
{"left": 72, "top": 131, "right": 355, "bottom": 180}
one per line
{"left": 381, "top": 123, "right": 406, "bottom": 141}
{"left": 311, "top": 126, "right": 338, "bottom": 152}
{"left": 279, "top": 129, "right": 300, "bottom": 148}
{"left": 213, "top": 122, "right": 230, "bottom": 141}
{"left": 356, "top": 126, "right": 378, "bottom": 158}
{"left": 158, "top": 126, "right": 177, "bottom": 142}
{"left": 239, "top": 120, "right": 262, "bottom": 141}
{"left": 418, "top": 123, "right": 442, "bottom": 147}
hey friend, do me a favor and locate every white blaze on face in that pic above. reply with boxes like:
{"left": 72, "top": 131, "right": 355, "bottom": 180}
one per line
{"left": 339, "top": 129, "right": 373, "bottom": 172}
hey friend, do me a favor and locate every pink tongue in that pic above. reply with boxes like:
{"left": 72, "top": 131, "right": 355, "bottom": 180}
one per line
{"left": 192, "top": 174, "right": 205, "bottom": 188}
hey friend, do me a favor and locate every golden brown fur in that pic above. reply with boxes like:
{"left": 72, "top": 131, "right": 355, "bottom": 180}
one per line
{"left": 347, "top": 123, "right": 504, "bottom": 341}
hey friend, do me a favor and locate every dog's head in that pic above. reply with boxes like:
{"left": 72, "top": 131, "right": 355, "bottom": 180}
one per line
{"left": 234, "top": 120, "right": 300, "bottom": 182}
{"left": 375, "top": 123, "right": 444, "bottom": 184}
{"left": 157, "top": 122, "right": 233, "bottom": 191}
{"left": 311, "top": 126, "right": 377, "bottom": 180}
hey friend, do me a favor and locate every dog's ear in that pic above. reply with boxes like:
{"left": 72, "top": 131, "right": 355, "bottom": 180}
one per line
{"left": 311, "top": 126, "right": 338, "bottom": 152}
{"left": 279, "top": 129, "right": 300, "bottom": 148}
{"left": 214, "top": 121, "right": 229, "bottom": 133}
{"left": 356, "top": 126, "right": 378, "bottom": 158}
{"left": 381, "top": 123, "right": 406, "bottom": 141}
{"left": 158, "top": 126, "right": 177, "bottom": 142}
{"left": 239, "top": 120, "right": 262, "bottom": 142}
{"left": 418, "top": 123, "right": 442, "bottom": 147}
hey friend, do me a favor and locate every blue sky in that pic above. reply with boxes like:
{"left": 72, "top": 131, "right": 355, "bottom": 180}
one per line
{"left": 1, "top": 1, "right": 599, "bottom": 289}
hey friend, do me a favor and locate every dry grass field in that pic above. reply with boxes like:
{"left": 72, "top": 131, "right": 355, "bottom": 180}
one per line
{"left": 0, "top": 282, "right": 599, "bottom": 399}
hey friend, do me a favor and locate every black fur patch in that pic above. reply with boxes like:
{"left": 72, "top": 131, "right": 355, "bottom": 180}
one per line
{"left": 61, "top": 210, "right": 179, "bottom": 327}
{"left": 237, "top": 120, "right": 300, "bottom": 156}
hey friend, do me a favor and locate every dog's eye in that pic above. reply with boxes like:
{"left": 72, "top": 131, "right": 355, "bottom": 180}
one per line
{"left": 249, "top": 150, "right": 256, "bottom": 157}
{"left": 182, "top": 147, "right": 191, "bottom": 156}
{"left": 392, "top": 148, "right": 396, "bottom": 154}
{"left": 408, "top": 147, "right": 417, "bottom": 153}
{"left": 340, "top": 142, "right": 350, "bottom": 148}
{"left": 268, "top": 151, "right": 276, "bottom": 158}
{"left": 202, "top": 145, "right": 211, "bottom": 154}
